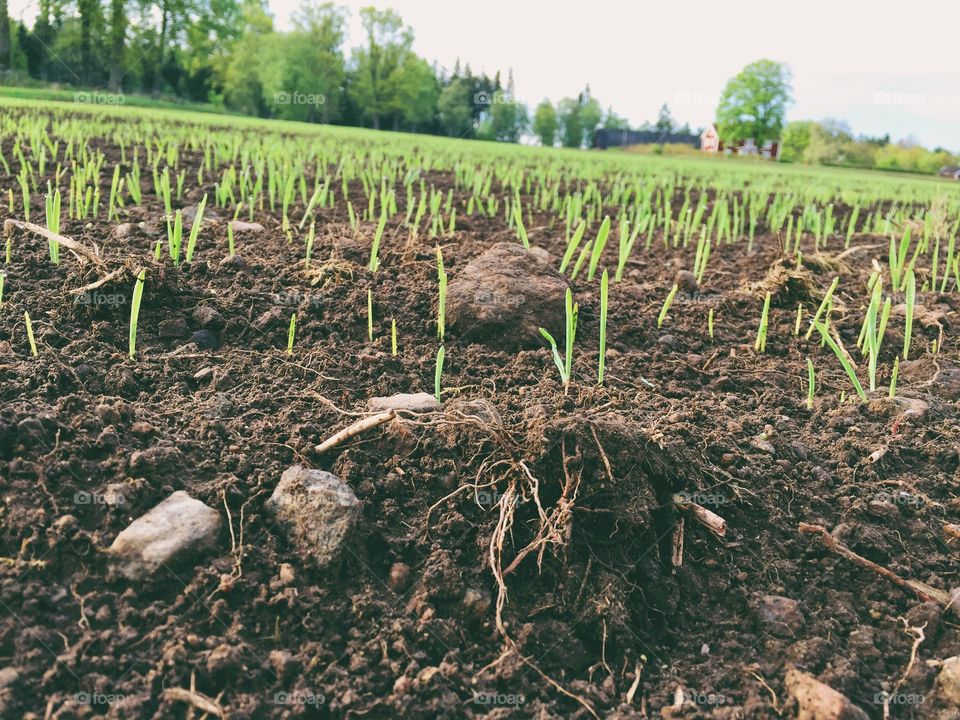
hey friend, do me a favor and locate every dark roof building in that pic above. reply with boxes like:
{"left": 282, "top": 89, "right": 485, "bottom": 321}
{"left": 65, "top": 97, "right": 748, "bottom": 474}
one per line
{"left": 939, "top": 166, "right": 960, "bottom": 180}
{"left": 594, "top": 128, "right": 701, "bottom": 150}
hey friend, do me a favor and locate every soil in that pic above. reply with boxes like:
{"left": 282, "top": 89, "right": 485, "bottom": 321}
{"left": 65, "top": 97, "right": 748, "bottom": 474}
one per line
{"left": 1, "top": 135, "right": 959, "bottom": 720}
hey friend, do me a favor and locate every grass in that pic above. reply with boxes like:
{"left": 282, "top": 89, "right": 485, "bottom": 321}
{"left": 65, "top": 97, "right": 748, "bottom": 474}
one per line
{"left": 129, "top": 269, "right": 146, "bottom": 358}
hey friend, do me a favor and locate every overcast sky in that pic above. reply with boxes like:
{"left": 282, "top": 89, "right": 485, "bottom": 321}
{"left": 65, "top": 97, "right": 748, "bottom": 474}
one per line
{"left": 9, "top": 0, "right": 959, "bottom": 150}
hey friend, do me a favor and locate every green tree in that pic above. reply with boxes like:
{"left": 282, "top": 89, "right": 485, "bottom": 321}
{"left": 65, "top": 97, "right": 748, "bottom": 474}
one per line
{"left": 779, "top": 120, "right": 813, "bottom": 163}
{"left": 389, "top": 54, "right": 437, "bottom": 131}
{"left": 655, "top": 103, "right": 674, "bottom": 132}
{"left": 533, "top": 99, "right": 557, "bottom": 146}
{"left": 478, "top": 70, "right": 526, "bottom": 142}
{"left": 0, "top": 0, "right": 10, "bottom": 71}
{"left": 557, "top": 96, "right": 582, "bottom": 148}
{"left": 276, "top": 1, "right": 346, "bottom": 122}
{"left": 603, "top": 106, "right": 629, "bottom": 131}
{"left": 351, "top": 6, "right": 412, "bottom": 129}
{"left": 579, "top": 89, "right": 602, "bottom": 147}
{"left": 715, "top": 59, "right": 792, "bottom": 145}
{"left": 107, "top": 0, "right": 126, "bottom": 90}
{"left": 437, "top": 77, "right": 473, "bottom": 137}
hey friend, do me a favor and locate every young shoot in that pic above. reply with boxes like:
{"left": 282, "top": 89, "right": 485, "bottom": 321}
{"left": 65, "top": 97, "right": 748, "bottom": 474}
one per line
{"left": 129, "top": 269, "right": 147, "bottom": 358}
{"left": 888, "top": 356, "right": 899, "bottom": 398}
{"left": 434, "top": 345, "right": 445, "bottom": 402}
{"left": 436, "top": 246, "right": 447, "bottom": 341}
{"left": 754, "top": 291, "right": 771, "bottom": 352}
{"left": 368, "top": 213, "right": 387, "bottom": 272}
{"left": 903, "top": 270, "right": 916, "bottom": 360}
{"left": 538, "top": 287, "right": 578, "bottom": 388}
{"left": 598, "top": 269, "right": 609, "bottom": 385}
{"left": 813, "top": 319, "right": 867, "bottom": 403}
{"left": 287, "top": 313, "right": 297, "bottom": 355}
{"left": 184, "top": 194, "right": 207, "bottom": 263}
{"left": 657, "top": 283, "right": 679, "bottom": 329}
{"left": 806, "top": 358, "right": 815, "bottom": 409}
{"left": 24, "top": 311, "right": 38, "bottom": 356}
{"left": 367, "top": 288, "right": 374, "bottom": 342}
{"left": 391, "top": 318, "right": 397, "bottom": 356}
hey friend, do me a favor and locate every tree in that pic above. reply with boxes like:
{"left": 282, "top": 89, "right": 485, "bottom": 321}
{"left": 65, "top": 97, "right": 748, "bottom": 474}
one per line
{"left": 557, "top": 96, "right": 582, "bottom": 148}
{"left": 107, "top": 0, "right": 126, "bottom": 90}
{"left": 603, "top": 106, "right": 629, "bottom": 131}
{"left": 579, "top": 88, "right": 602, "bottom": 147}
{"left": 655, "top": 103, "right": 674, "bottom": 132}
{"left": 389, "top": 54, "right": 437, "bottom": 131}
{"left": 0, "top": 0, "right": 10, "bottom": 72}
{"left": 351, "top": 7, "right": 412, "bottom": 129}
{"left": 478, "top": 69, "right": 526, "bottom": 142}
{"left": 437, "top": 77, "right": 473, "bottom": 137}
{"left": 533, "top": 99, "right": 557, "bottom": 147}
{"left": 715, "top": 59, "right": 792, "bottom": 145}
{"left": 277, "top": 1, "right": 347, "bottom": 122}
{"left": 779, "top": 120, "right": 813, "bottom": 163}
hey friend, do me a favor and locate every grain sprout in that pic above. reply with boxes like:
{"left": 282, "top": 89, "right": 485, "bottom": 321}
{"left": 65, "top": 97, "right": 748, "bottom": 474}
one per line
{"left": 813, "top": 319, "right": 867, "bottom": 403}
{"left": 287, "top": 313, "right": 297, "bottom": 355}
{"left": 539, "top": 287, "right": 578, "bottom": 388}
{"left": 434, "top": 345, "right": 445, "bottom": 402}
{"left": 657, "top": 283, "right": 679, "bottom": 329}
{"left": 598, "top": 269, "right": 609, "bottom": 385}
{"left": 24, "top": 311, "right": 38, "bottom": 356}
{"left": 806, "top": 358, "right": 815, "bottom": 409}
{"left": 129, "top": 269, "right": 146, "bottom": 358}
{"left": 754, "top": 291, "right": 771, "bottom": 352}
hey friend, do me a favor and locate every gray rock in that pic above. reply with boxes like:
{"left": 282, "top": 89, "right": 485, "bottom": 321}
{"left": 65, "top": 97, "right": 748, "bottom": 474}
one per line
{"left": 192, "top": 305, "right": 225, "bottom": 331}
{"left": 0, "top": 667, "right": 18, "bottom": 689}
{"left": 266, "top": 465, "right": 361, "bottom": 567}
{"left": 368, "top": 392, "right": 439, "bottom": 413}
{"left": 938, "top": 656, "right": 960, "bottom": 706}
{"left": 756, "top": 594, "right": 805, "bottom": 638}
{"left": 446, "top": 242, "right": 569, "bottom": 349}
{"left": 158, "top": 317, "right": 189, "bottom": 339}
{"left": 786, "top": 668, "right": 868, "bottom": 720}
{"left": 229, "top": 220, "right": 265, "bottom": 233}
{"left": 107, "top": 491, "right": 221, "bottom": 580}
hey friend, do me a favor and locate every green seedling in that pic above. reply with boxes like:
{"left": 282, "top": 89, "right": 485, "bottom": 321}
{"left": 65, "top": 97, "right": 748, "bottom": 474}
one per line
{"left": 598, "top": 269, "right": 609, "bottom": 385}
{"left": 287, "top": 313, "right": 296, "bottom": 355}
{"left": 813, "top": 319, "right": 867, "bottom": 403}
{"left": 129, "top": 269, "right": 146, "bottom": 358}
{"left": 657, "top": 283, "right": 679, "bottom": 328}
{"left": 806, "top": 358, "right": 815, "bottom": 409}
{"left": 754, "top": 291, "right": 771, "bottom": 352}
{"left": 434, "top": 345, "right": 445, "bottom": 402}
{"left": 24, "top": 311, "right": 38, "bottom": 356}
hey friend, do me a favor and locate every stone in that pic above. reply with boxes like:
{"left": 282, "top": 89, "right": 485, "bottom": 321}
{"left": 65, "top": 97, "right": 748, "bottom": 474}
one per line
{"left": 190, "top": 329, "right": 219, "bottom": 349}
{"left": 785, "top": 668, "right": 868, "bottom": 720}
{"left": 388, "top": 562, "right": 411, "bottom": 592}
{"left": 181, "top": 204, "right": 220, "bottom": 224}
{"left": 192, "top": 305, "right": 225, "bottom": 331}
{"left": 756, "top": 595, "right": 805, "bottom": 638}
{"left": 113, "top": 222, "right": 138, "bottom": 239}
{"left": 368, "top": 392, "right": 439, "bottom": 413}
{"left": 446, "top": 242, "right": 570, "bottom": 349}
{"left": 266, "top": 465, "right": 361, "bottom": 568}
{"left": 938, "top": 656, "right": 960, "bottom": 706}
{"left": 675, "top": 270, "right": 699, "bottom": 293}
{"left": 229, "top": 220, "right": 265, "bottom": 233}
{"left": 106, "top": 491, "right": 221, "bottom": 580}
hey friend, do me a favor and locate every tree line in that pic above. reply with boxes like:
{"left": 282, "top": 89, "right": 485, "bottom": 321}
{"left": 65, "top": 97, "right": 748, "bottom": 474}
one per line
{"left": 0, "top": 0, "right": 643, "bottom": 147}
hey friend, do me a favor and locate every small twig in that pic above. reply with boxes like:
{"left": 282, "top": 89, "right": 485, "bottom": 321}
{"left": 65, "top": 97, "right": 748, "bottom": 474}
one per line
{"left": 163, "top": 687, "right": 226, "bottom": 718}
{"left": 4, "top": 218, "right": 105, "bottom": 267}
{"left": 314, "top": 409, "right": 396, "bottom": 454}
{"left": 674, "top": 496, "right": 727, "bottom": 539}
{"left": 71, "top": 267, "right": 126, "bottom": 294}
{"left": 799, "top": 523, "right": 954, "bottom": 609}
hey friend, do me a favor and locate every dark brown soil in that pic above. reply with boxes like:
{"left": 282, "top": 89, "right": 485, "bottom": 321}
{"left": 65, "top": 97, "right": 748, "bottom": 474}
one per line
{"left": 1, "top": 143, "right": 959, "bottom": 720}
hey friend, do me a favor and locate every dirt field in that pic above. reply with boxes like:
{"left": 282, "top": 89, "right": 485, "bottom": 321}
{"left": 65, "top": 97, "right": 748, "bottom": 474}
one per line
{"left": 1, "top": 132, "right": 959, "bottom": 720}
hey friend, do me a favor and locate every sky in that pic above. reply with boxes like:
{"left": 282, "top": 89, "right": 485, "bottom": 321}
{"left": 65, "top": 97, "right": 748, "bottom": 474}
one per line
{"left": 8, "top": 0, "right": 959, "bottom": 151}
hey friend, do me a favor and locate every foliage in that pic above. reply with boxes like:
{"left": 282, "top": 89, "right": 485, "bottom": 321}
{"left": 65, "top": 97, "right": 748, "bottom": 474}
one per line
{"left": 716, "top": 59, "right": 792, "bottom": 145}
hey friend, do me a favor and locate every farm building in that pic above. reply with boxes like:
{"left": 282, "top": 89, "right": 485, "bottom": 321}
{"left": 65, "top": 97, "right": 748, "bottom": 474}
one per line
{"left": 700, "top": 124, "right": 781, "bottom": 159}
{"left": 939, "top": 165, "right": 960, "bottom": 180}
